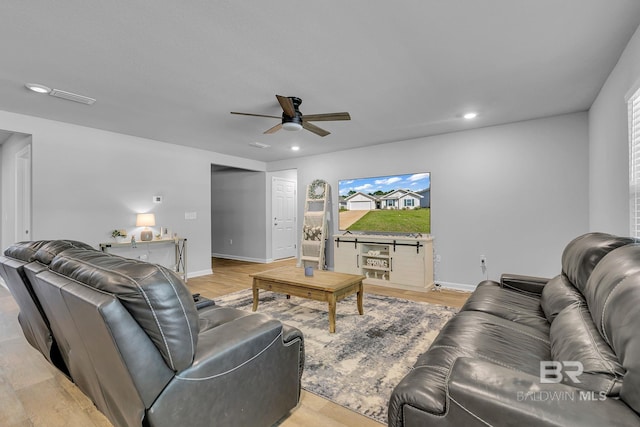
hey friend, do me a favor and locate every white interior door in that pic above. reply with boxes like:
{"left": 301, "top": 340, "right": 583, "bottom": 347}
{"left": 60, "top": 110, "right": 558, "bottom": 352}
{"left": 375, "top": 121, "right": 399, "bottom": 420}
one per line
{"left": 272, "top": 177, "right": 296, "bottom": 260}
{"left": 15, "top": 144, "right": 32, "bottom": 242}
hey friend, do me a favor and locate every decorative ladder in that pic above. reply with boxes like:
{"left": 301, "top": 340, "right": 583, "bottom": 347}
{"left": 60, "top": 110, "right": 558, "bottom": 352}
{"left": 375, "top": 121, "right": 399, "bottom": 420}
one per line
{"left": 300, "top": 179, "right": 330, "bottom": 270}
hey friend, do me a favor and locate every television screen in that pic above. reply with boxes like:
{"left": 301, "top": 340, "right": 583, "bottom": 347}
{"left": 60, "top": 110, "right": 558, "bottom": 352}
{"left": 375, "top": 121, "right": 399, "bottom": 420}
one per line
{"left": 338, "top": 172, "right": 431, "bottom": 234}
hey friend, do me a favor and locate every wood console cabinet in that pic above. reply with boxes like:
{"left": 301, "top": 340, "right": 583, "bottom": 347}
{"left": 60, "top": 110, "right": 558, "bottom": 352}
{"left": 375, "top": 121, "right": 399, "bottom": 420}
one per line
{"left": 333, "top": 234, "right": 434, "bottom": 291}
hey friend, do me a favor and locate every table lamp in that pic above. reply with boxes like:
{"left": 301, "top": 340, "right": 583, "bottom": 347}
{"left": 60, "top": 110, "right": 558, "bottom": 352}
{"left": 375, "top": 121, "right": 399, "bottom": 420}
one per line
{"left": 136, "top": 213, "right": 155, "bottom": 241}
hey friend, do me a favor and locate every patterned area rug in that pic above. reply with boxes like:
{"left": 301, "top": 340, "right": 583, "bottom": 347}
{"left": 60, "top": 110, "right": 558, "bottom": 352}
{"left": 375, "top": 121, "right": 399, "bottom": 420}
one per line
{"left": 214, "top": 289, "right": 457, "bottom": 424}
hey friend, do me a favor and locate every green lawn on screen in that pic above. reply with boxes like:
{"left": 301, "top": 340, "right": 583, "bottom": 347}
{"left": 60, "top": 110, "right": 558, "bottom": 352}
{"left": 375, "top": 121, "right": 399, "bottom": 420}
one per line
{"left": 347, "top": 208, "right": 430, "bottom": 233}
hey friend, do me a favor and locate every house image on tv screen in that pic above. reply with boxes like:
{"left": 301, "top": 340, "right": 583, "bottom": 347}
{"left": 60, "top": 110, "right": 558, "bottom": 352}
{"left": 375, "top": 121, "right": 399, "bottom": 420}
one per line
{"left": 338, "top": 172, "right": 431, "bottom": 234}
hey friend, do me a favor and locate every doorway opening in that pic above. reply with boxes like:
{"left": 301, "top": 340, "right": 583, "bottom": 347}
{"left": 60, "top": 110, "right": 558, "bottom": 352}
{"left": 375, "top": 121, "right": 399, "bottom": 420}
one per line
{"left": 210, "top": 165, "right": 297, "bottom": 264}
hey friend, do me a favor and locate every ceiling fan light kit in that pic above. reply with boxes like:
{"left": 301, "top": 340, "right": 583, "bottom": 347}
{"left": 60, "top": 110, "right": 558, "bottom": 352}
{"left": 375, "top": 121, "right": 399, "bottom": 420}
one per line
{"left": 282, "top": 120, "right": 303, "bottom": 131}
{"left": 231, "top": 94, "right": 351, "bottom": 137}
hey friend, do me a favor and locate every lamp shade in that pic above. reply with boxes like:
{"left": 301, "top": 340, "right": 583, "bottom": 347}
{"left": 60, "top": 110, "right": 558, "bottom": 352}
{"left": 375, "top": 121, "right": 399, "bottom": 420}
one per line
{"left": 136, "top": 213, "right": 156, "bottom": 227}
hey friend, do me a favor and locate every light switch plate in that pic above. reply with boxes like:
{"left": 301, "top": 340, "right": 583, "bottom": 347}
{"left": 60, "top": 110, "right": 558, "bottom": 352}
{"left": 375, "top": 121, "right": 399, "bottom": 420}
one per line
{"left": 185, "top": 211, "right": 197, "bottom": 220}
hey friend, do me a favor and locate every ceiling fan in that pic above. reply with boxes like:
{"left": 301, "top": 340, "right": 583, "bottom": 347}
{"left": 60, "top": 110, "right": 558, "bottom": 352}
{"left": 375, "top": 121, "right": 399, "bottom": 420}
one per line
{"left": 231, "top": 95, "right": 351, "bottom": 137}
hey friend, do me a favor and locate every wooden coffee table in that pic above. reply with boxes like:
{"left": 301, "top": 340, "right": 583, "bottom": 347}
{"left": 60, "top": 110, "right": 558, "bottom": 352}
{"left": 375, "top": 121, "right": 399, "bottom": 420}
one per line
{"left": 250, "top": 266, "right": 365, "bottom": 333}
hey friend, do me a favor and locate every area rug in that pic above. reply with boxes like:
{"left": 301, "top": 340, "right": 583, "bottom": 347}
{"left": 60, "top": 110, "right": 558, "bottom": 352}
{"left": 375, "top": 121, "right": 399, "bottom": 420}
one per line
{"left": 214, "top": 289, "right": 458, "bottom": 424}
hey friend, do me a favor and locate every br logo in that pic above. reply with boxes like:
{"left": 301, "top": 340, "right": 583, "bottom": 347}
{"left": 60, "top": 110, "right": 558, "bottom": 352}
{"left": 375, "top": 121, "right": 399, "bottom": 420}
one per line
{"left": 540, "top": 361, "right": 584, "bottom": 384}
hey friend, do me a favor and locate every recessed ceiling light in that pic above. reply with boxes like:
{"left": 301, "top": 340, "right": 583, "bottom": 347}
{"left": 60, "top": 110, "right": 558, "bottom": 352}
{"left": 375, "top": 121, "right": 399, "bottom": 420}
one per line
{"left": 463, "top": 112, "right": 478, "bottom": 120}
{"left": 25, "top": 83, "right": 51, "bottom": 94}
{"left": 291, "top": 145, "right": 300, "bottom": 151}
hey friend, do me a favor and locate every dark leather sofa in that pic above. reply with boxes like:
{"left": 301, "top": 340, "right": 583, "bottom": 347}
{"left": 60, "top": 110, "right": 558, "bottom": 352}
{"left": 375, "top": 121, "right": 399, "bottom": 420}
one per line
{"left": 0, "top": 240, "right": 304, "bottom": 427}
{"left": 389, "top": 232, "right": 640, "bottom": 426}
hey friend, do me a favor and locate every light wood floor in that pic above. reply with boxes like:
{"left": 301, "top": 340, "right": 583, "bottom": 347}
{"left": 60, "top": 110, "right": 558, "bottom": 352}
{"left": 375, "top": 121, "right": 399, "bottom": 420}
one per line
{"left": 0, "top": 258, "right": 469, "bottom": 427}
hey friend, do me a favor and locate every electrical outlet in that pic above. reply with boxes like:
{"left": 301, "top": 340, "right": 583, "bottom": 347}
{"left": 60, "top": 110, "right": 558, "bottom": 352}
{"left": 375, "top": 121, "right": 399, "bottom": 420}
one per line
{"left": 435, "top": 254, "right": 441, "bottom": 263}
{"left": 229, "top": 239, "right": 233, "bottom": 245}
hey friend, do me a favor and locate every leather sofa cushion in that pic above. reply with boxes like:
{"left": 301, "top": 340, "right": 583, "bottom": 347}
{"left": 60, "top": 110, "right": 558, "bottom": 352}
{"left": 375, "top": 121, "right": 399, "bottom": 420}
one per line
{"left": 550, "top": 303, "right": 624, "bottom": 396}
{"left": 582, "top": 244, "right": 640, "bottom": 413}
{"left": 48, "top": 248, "right": 199, "bottom": 372}
{"left": 561, "top": 232, "right": 634, "bottom": 293}
{"left": 540, "top": 274, "right": 584, "bottom": 323}
{"left": 392, "top": 310, "right": 550, "bottom": 415}
{"left": 460, "top": 281, "right": 549, "bottom": 332}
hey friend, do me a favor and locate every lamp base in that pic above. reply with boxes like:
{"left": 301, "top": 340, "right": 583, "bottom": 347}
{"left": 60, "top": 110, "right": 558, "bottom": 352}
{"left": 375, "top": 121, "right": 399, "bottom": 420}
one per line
{"left": 140, "top": 230, "right": 153, "bottom": 241}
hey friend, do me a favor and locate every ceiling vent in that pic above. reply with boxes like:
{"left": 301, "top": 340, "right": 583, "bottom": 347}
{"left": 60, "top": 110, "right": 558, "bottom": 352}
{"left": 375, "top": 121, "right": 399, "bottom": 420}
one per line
{"left": 49, "top": 89, "right": 96, "bottom": 105}
{"left": 249, "top": 141, "right": 270, "bottom": 149}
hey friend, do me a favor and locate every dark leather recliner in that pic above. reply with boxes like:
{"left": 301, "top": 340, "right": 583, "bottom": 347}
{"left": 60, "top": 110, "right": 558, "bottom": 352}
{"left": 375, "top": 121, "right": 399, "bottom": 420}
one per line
{"left": 0, "top": 239, "right": 95, "bottom": 375}
{"left": 389, "top": 232, "right": 640, "bottom": 426}
{"left": 1, "top": 240, "right": 304, "bottom": 427}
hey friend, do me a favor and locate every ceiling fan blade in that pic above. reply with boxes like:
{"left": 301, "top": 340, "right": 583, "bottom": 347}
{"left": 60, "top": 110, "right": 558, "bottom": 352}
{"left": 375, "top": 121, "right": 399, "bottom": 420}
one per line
{"left": 302, "top": 112, "right": 351, "bottom": 122}
{"left": 276, "top": 95, "right": 296, "bottom": 117}
{"left": 230, "top": 112, "right": 281, "bottom": 119}
{"left": 303, "top": 121, "right": 330, "bottom": 137}
{"left": 264, "top": 123, "right": 283, "bottom": 134}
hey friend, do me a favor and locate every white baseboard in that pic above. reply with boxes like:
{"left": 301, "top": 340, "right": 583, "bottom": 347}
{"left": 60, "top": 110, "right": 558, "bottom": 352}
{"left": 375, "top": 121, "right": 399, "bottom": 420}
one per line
{"left": 437, "top": 281, "right": 477, "bottom": 292}
{"left": 187, "top": 269, "right": 213, "bottom": 278}
{"left": 211, "top": 253, "right": 271, "bottom": 264}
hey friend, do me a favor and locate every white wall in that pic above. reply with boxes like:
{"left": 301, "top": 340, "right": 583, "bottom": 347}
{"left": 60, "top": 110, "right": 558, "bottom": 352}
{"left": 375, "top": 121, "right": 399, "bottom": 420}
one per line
{"left": 1, "top": 132, "right": 32, "bottom": 251}
{"left": 211, "top": 166, "right": 268, "bottom": 262}
{"left": 0, "top": 110, "right": 266, "bottom": 277}
{"left": 589, "top": 24, "right": 640, "bottom": 234}
{"left": 269, "top": 113, "right": 590, "bottom": 288}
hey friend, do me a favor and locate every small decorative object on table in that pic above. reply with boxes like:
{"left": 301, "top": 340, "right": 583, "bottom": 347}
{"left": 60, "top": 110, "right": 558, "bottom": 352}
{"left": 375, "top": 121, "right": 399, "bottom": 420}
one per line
{"left": 111, "top": 229, "right": 127, "bottom": 242}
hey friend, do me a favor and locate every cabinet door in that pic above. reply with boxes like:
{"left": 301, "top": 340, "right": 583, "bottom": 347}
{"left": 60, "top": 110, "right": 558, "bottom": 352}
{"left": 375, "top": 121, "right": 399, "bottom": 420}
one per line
{"left": 390, "top": 244, "right": 426, "bottom": 288}
{"left": 333, "top": 240, "right": 361, "bottom": 275}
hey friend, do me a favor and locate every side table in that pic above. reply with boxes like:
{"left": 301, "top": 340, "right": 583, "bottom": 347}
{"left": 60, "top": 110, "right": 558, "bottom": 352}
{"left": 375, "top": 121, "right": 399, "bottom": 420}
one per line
{"left": 99, "top": 238, "right": 188, "bottom": 282}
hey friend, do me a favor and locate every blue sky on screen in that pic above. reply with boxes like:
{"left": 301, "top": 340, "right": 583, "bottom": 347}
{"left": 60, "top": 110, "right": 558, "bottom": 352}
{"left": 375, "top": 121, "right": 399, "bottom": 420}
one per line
{"left": 339, "top": 172, "right": 430, "bottom": 196}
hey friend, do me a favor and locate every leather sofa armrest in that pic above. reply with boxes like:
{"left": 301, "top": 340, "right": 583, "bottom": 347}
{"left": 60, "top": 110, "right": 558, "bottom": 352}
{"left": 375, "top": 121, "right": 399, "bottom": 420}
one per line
{"left": 181, "top": 313, "right": 287, "bottom": 379}
{"left": 147, "top": 311, "right": 304, "bottom": 426}
{"left": 282, "top": 323, "right": 305, "bottom": 392}
{"left": 447, "top": 358, "right": 640, "bottom": 426}
{"left": 500, "top": 273, "right": 549, "bottom": 295}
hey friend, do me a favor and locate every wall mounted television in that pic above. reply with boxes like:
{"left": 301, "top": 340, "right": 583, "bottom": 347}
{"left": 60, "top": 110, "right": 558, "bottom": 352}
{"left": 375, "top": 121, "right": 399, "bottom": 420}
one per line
{"left": 338, "top": 172, "right": 431, "bottom": 235}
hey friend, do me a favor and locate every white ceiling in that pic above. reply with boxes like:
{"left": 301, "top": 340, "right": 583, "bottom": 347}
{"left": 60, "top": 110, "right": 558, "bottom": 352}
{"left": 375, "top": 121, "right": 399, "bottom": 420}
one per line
{"left": 1, "top": 1, "right": 639, "bottom": 162}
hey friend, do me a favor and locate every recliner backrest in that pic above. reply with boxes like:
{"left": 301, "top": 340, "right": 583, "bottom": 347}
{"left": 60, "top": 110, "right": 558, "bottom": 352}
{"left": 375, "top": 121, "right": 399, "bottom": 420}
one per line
{"left": 561, "top": 232, "right": 635, "bottom": 293}
{"left": 47, "top": 248, "right": 199, "bottom": 371}
{"left": 9, "top": 240, "right": 99, "bottom": 373}
{"left": 582, "top": 244, "right": 640, "bottom": 414}
{"left": 33, "top": 239, "right": 95, "bottom": 264}
{"left": 541, "top": 232, "right": 635, "bottom": 323}
{"left": 32, "top": 267, "right": 175, "bottom": 427}
{"left": 0, "top": 240, "right": 61, "bottom": 368}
